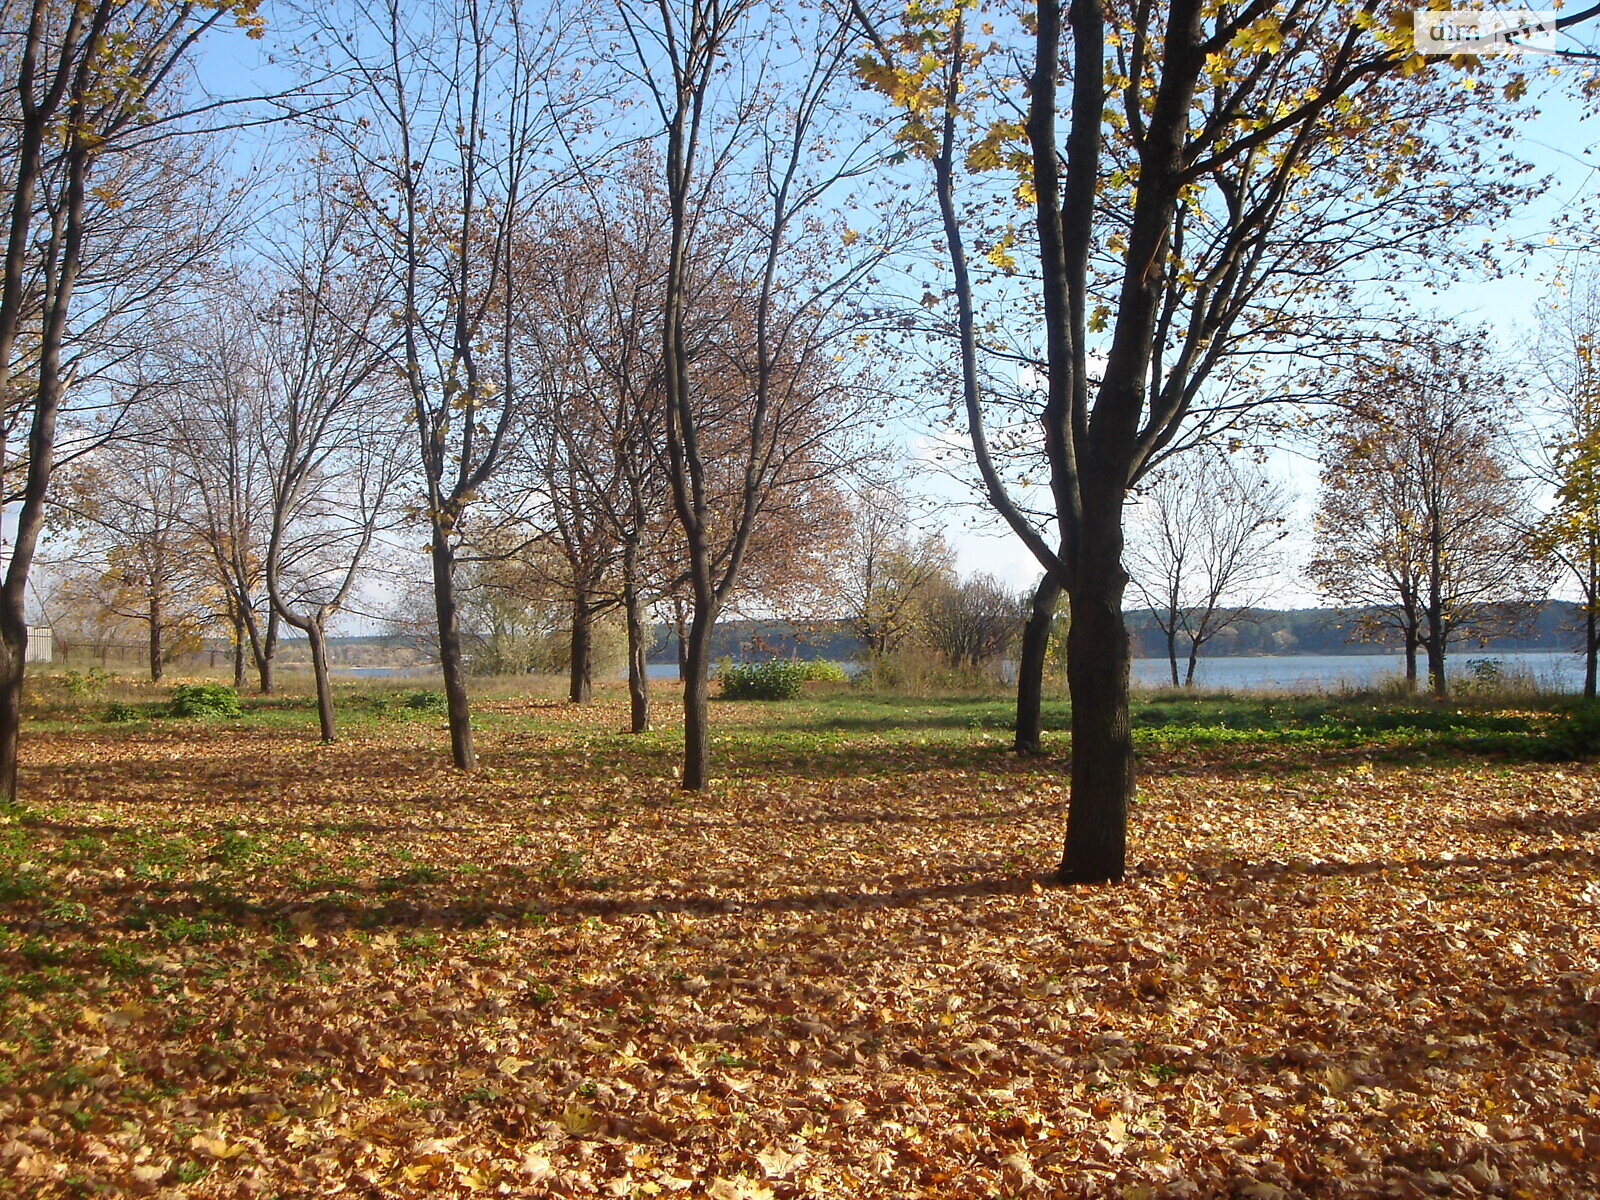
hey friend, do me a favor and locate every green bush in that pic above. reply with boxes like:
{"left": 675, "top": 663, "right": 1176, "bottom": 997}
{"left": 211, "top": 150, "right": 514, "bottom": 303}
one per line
{"left": 101, "top": 701, "right": 143, "bottom": 723}
{"left": 797, "top": 660, "right": 848, "bottom": 683}
{"left": 62, "top": 668, "right": 111, "bottom": 699}
{"left": 402, "top": 690, "right": 448, "bottom": 713}
{"left": 1545, "top": 702, "right": 1600, "bottom": 760}
{"left": 168, "top": 684, "right": 241, "bottom": 719}
{"left": 718, "top": 660, "right": 807, "bottom": 701}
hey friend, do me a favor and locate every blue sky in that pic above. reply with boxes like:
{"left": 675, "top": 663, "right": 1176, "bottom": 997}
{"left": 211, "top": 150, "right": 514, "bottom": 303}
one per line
{"left": 25, "top": 11, "right": 1600, "bottom": 628}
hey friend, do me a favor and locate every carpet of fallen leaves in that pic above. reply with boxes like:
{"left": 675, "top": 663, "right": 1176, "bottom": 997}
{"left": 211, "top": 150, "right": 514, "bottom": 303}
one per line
{"left": 2, "top": 694, "right": 1598, "bottom": 1199}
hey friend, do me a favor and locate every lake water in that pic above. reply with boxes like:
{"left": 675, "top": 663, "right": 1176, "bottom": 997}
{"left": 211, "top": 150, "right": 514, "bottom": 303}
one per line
{"left": 645, "top": 650, "right": 1589, "bottom": 693}
{"left": 1127, "top": 650, "right": 1585, "bottom": 693}
{"left": 326, "top": 650, "right": 1588, "bottom": 693}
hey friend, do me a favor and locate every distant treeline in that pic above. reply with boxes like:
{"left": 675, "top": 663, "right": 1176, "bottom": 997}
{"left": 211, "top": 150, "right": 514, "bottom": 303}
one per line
{"left": 1124, "top": 602, "right": 1589, "bottom": 659}
{"left": 652, "top": 601, "right": 1593, "bottom": 664}
{"left": 236, "top": 601, "right": 1589, "bottom": 668}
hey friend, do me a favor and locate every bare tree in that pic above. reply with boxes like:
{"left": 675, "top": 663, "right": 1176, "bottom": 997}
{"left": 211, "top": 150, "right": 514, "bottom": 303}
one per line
{"left": 50, "top": 437, "right": 214, "bottom": 680}
{"left": 1309, "top": 333, "right": 1542, "bottom": 698}
{"left": 256, "top": 203, "right": 405, "bottom": 743}
{"left": 1126, "top": 453, "right": 1288, "bottom": 688}
{"left": 616, "top": 0, "right": 898, "bottom": 788}
{"left": 838, "top": 482, "right": 952, "bottom": 661}
{"left": 919, "top": 571, "right": 1024, "bottom": 673}
{"left": 307, "top": 0, "right": 574, "bottom": 768}
{"left": 155, "top": 285, "right": 282, "bottom": 693}
{"left": 0, "top": 0, "right": 262, "bottom": 800}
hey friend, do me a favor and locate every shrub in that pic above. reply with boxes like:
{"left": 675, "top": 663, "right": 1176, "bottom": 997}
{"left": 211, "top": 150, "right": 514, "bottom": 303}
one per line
{"left": 797, "top": 660, "right": 848, "bottom": 683}
{"left": 168, "top": 684, "right": 241, "bottom": 719}
{"left": 402, "top": 690, "right": 448, "bottom": 713}
{"left": 1545, "top": 702, "right": 1600, "bottom": 760}
{"left": 718, "top": 660, "right": 807, "bottom": 701}
{"left": 102, "top": 702, "right": 143, "bottom": 723}
{"left": 61, "top": 668, "right": 111, "bottom": 700}
{"left": 1462, "top": 658, "right": 1504, "bottom": 692}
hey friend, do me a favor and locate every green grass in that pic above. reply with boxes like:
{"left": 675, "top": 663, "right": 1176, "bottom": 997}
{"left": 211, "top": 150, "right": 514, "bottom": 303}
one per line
{"left": 20, "top": 673, "right": 1583, "bottom": 766}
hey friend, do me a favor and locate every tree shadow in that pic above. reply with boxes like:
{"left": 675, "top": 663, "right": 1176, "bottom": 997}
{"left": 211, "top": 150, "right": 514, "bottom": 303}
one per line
{"left": 1459, "top": 807, "right": 1600, "bottom": 838}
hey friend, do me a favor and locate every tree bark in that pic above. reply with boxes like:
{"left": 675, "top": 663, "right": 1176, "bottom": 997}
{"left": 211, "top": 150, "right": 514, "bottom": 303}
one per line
{"left": 307, "top": 619, "right": 337, "bottom": 742}
{"left": 1425, "top": 635, "right": 1448, "bottom": 700}
{"left": 258, "top": 609, "right": 279, "bottom": 695}
{"left": 624, "top": 582, "right": 651, "bottom": 733}
{"left": 148, "top": 594, "right": 163, "bottom": 683}
{"left": 1014, "top": 573, "right": 1061, "bottom": 755}
{"left": 1586, "top": 603, "right": 1597, "bottom": 702}
{"left": 1166, "top": 625, "right": 1180, "bottom": 687}
{"left": 431, "top": 540, "right": 475, "bottom": 770}
{"left": 244, "top": 602, "right": 277, "bottom": 695}
{"left": 1403, "top": 628, "right": 1418, "bottom": 693}
{"left": 232, "top": 610, "right": 246, "bottom": 690}
{"left": 680, "top": 599, "right": 717, "bottom": 790}
{"left": 568, "top": 589, "right": 593, "bottom": 704}
{"left": 1184, "top": 641, "right": 1200, "bottom": 689}
{"left": 0, "top": 618, "right": 25, "bottom": 807}
{"left": 1057, "top": 520, "right": 1133, "bottom": 886}
{"left": 674, "top": 605, "right": 690, "bottom": 677}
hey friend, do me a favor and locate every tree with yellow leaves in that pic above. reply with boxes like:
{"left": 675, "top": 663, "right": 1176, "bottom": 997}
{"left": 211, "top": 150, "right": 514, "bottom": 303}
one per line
{"left": 852, "top": 0, "right": 1598, "bottom": 882}
{"left": 1529, "top": 270, "right": 1600, "bottom": 700}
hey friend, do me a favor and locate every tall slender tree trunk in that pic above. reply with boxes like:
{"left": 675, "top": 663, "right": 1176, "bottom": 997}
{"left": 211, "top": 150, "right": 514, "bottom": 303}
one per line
{"left": 624, "top": 581, "right": 651, "bottom": 733}
{"left": 568, "top": 589, "right": 593, "bottom": 704}
{"left": 148, "top": 595, "right": 163, "bottom": 683}
{"left": 1015, "top": 573, "right": 1060, "bottom": 755}
{"left": 0, "top": 621, "right": 25, "bottom": 807}
{"left": 430, "top": 539, "right": 475, "bottom": 770}
{"left": 1184, "top": 641, "right": 1201, "bottom": 689}
{"left": 1057, "top": 518, "right": 1133, "bottom": 886}
{"left": 680, "top": 596, "right": 718, "bottom": 790}
{"left": 1403, "top": 627, "right": 1418, "bottom": 693}
{"left": 259, "top": 610, "right": 279, "bottom": 695}
{"left": 1426, "top": 522, "right": 1447, "bottom": 699}
{"left": 1586, "top": 552, "right": 1598, "bottom": 702}
{"left": 1166, "top": 625, "right": 1180, "bottom": 687}
{"left": 1586, "top": 603, "right": 1597, "bottom": 702}
{"left": 674, "top": 605, "right": 690, "bottom": 677}
{"left": 232, "top": 610, "right": 246, "bottom": 690}
{"left": 307, "top": 619, "right": 336, "bottom": 743}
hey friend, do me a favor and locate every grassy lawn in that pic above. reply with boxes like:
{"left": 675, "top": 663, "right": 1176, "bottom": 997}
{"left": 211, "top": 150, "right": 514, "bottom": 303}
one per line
{"left": 2, "top": 678, "right": 1597, "bottom": 1198}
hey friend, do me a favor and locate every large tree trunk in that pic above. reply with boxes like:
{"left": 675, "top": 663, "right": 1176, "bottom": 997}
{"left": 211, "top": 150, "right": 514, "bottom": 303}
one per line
{"left": 624, "top": 581, "right": 651, "bottom": 733}
{"left": 430, "top": 539, "right": 476, "bottom": 770}
{"left": 680, "top": 597, "right": 718, "bottom": 790}
{"left": 1058, "top": 522, "right": 1133, "bottom": 886}
{"left": 1402, "top": 625, "right": 1419, "bottom": 693}
{"left": 1425, "top": 635, "right": 1448, "bottom": 700}
{"left": 568, "top": 589, "right": 593, "bottom": 704}
{"left": 244, "top": 602, "right": 276, "bottom": 695}
{"left": 307, "top": 619, "right": 337, "bottom": 743}
{"left": 1014, "top": 573, "right": 1060, "bottom": 755}
{"left": 148, "top": 595, "right": 163, "bottom": 683}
